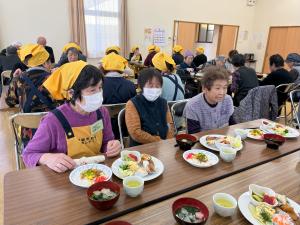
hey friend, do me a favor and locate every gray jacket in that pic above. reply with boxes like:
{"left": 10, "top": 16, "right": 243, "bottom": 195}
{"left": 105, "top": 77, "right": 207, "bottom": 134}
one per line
{"left": 292, "top": 65, "right": 300, "bottom": 84}
{"left": 233, "top": 85, "right": 278, "bottom": 123}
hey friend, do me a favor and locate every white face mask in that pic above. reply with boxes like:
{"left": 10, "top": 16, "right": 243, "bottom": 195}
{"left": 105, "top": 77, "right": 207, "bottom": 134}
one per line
{"left": 143, "top": 88, "right": 162, "bottom": 102}
{"left": 77, "top": 91, "right": 103, "bottom": 113}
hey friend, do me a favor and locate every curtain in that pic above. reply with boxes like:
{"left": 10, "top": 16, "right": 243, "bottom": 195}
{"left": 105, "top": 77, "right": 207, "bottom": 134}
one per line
{"left": 84, "top": 0, "right": 126, "bottom": 58}
{"left": 119, "top": 0, "right": 128, "bottom": 57}
{"left": 69, "top": 0, "right": 88, "bottom": 56}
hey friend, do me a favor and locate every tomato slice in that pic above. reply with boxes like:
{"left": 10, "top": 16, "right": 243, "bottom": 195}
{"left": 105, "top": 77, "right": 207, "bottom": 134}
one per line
{"left": 128, "top": 154, "right": 138, "bottom": 161}
{"left": 94, "top": 176, "right": 108, "bottom": 183}
{"left": 187, "top": 153, "right": 194, "bottom": 159}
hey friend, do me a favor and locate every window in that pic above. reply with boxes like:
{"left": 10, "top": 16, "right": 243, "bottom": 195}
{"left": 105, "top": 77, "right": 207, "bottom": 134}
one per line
{"left": 84, "top": 0, "right": 121, "bottom": 58}
{"left": 197, "top": 24, "right": 215, "bottom": 43}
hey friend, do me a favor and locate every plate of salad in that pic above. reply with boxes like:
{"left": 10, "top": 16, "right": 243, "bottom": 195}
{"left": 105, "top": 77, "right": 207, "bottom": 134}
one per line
{"left": 199, "top": 135, "right": 243, "bottom": 151}
{"left": 183, "top": 149, "right": 219, "bottom": 168}
{"left": 260, "top": 120, "right": 300, "bottom": 138}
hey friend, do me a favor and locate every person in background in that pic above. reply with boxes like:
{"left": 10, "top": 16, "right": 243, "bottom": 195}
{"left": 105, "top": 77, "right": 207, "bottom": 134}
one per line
{"left": 260, "top": 54, "right": 294, "bottom": 110}
{"left": 129, "top": 46, "right": 142, "bottom": 62}
{"left": 37, "top": 36, "right": 55, "bottom": 63}
{"left": 22, "top": 61, "right": 121, "bottom": 172}
{"left": 184, "top": 66, "right": 234, "bottom": 133}
{"left": 0, "top": 45, "right": 21, "bottom": 81}
{"left": 193, "top": 47, "right": 207, "bottom": 68}
{"left": 102, "top": 53, "right": 136, "bottom": 104}
{"left": 215, "top": 56, "right": 226, "bottom": 68}
{"left": 105, "top": 46, "right": 121, "bottom": 55}
{"left": 125, "top": 68, "right": 174, "bottom": 146}
{"left": 179, "top": 50, "right": 196, "bottom": 71}
{"left": 0, "top": 41, "right": 22, "bottom": 56}
{"left": 56, "top": 43, "right": 87, "bottom": 67}
{"left": 144, "top": 45, "right": 160, "bottom": 67}
{"left": 285, "top": 53, "right": 300, "bottom": 83}
{"left": 172, "top": 45, "right": 184, "bottom": 65}
{"left": 152, "top": 52, "right": 184, "bottom": 101}
{"left": 230, "top": 54, "right": 258, "bottom": 106}
{"left": 225, "top": 49, "right": 239, "bottom": 73}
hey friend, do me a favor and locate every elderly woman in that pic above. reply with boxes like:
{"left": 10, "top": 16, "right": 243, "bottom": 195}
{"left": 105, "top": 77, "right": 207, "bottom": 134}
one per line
{"left": 55, "top": 43, "right": 87, "bottom": 67}
{"left": 22, "top": 61, "right": 121, "bottom": 172}
{"left": 172, "top": 45, "right": 184, "bottom": 65}
{"left": 125, "top": 68, "right": 174, "bottom": 146}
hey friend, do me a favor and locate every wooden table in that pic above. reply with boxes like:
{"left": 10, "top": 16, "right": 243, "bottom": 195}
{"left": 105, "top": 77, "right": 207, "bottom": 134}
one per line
{"left": 106, "top": 151, "right": 300, "bottom": 225}
{"left": 4, "top": 120, "right": 300, "bottom": 225}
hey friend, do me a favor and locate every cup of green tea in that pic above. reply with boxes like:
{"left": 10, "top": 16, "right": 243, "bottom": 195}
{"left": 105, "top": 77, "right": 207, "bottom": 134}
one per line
{"left": 123, "top": 176, "right": 144, "bottom": 197}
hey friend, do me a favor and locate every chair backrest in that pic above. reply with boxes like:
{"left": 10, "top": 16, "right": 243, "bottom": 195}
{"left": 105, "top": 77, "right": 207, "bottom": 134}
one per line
{"left": 289, "top": 89, "right": 300, "bottom": 128}
{"left": 117, "top": 108, "right": 128, "bottom": 149}
{"left": 10, "top": 112, "right": 48, "bottom": 170}
{"left": 103, "top": 103, "right": 126, "bottom": 119}
{"left": 167, "top": 100, "right": 178, "bottom": 110}
{"left": 171, "top": 99, "right": 189, "bottom": 133}
{"left": 1, "top": 70, "right": 12, "bottom": 86}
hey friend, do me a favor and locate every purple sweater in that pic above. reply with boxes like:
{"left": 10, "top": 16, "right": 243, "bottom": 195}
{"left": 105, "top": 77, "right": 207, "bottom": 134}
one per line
{"left": 22, "top": 103, "right": 115, "bottom": 168}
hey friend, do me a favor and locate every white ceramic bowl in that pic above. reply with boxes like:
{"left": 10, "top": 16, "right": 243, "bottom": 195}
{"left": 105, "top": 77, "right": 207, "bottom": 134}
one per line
{"left": 234, "top": 129, "right": 248, "bottom": 140}
{"left": 213, "top": 193, "right": 237, "bottom": 217}
{"left": 123, "top": 176, "right": 144, "bottom": 197}
{"left": 219, "top": 147, "right": 237, "bottom": 162}
{"left": 249, "top": 184, "right": 277, "bottom": 207}
{"left": 121, "top": 150, "right": 141, "bottom": 163}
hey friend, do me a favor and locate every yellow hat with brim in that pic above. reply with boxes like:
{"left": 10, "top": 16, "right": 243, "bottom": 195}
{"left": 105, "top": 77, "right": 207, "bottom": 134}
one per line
{"left": 43, "top": 60, "right": 87, "bottom": 100}
{"left": 105, "top": 46, "right": 121, "bottom": 55}
{"left": 173, "top": 45, "right": 183, "bottom": 53}
{"left": 152, "top": 52, "right": 176, "bottom": 72}
{"left": 147, "top": 45, "right": 156, "bottom": 52}
{"left": 196, "top": 47, "right": 205, "bottom": 54}
{"left": 155, "top": 46, "right": 160, "bottom": 53}
{"left": 130, "top": 45, "right": 139, "bottom": 53}
{"left": 62, "top": 43, "right": 81, "bottom": 53}
{"left": 18, "top": 44, "right": 49, "bottom": 68}
{"left": 102, "top": 53, "right": 127, "bottom": 72}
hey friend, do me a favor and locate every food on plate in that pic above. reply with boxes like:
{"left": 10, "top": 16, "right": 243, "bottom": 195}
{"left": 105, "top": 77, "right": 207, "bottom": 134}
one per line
{"left": 90, "top": 188, "right": 117, "bottom": 201}
{"left": 74, "top": 155, "right": 105, "bottom": 166}
{"left": 121, "top": 150, "right": 140, "bottom": 162}
{"left": 175, "top": 206, "right": 206, "bottom": 223}
{"left": 249, "top": 129, "right": 265, "bottom": 138}
{"left": 249, "top": 203, "right": 276, "bottom": 224}
{"left": 207, "top": 135, "right": 242, "bottom": 150}
{"left": 252, "top": 191, "right": 277, "bottom": 206}
{"left": 80, "top": 168, "right": 107, "bottom": 183}
{"left": 215, "top": 198, "right": 235, "bottom": 208}
{"left": 206, "top": 136, "right": 219, "bottom": 145}
{"left": 118, "top": 152, "right": 156, "bottom": 178}
{"left": 186, "top": 152, "right": 208, "bottom": 162}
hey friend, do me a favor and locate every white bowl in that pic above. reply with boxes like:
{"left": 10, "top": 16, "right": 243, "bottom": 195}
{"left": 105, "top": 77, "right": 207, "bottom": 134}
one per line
{"left": 234, "top": 129, "right": 248, "bottom": 140}
{"left": 213, "top": 193, "right": 237, "bottom": 217}
{"left": 121, "top": 150, "right": 141, "bottom": 163}
{"left": 219, "top": 147, "right": 237, "bottom": 162}
{"left": 123, "top": 176, "right": 144, "bottom": 197}
{"left": 249, "top": 184, "right": 277, "bottom": 207}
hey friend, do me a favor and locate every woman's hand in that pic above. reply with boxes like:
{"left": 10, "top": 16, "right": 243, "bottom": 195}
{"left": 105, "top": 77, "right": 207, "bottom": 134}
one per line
{"left": 39, "top": 153, "right": 76, "bottom": 173}
{"left": 106, "top": 140, "right": 121, "bottom": 158}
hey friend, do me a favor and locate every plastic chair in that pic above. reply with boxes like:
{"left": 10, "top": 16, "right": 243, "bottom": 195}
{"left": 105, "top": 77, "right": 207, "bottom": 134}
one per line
{"left": 1, "top": 70, "right": 12, "bottom": 87}
{"left": 117, "top": 108, "right": 129, "bottom": 149}
{"left": 289, "top": 89, "right": 300, "bottom": 129}
{"left": 171, "top": 100, "right": 189, "bottom": 133}
{"left": 10, "top": 112, "right": 47, "bottom": 170}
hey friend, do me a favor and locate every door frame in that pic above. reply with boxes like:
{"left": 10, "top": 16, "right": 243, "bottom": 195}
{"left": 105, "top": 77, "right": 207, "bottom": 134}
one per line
{"left": 173, "top": 20, "right": 240, "bottom": 51}
{"left": 262, "top": 26, "right": 300, "bottom": 73}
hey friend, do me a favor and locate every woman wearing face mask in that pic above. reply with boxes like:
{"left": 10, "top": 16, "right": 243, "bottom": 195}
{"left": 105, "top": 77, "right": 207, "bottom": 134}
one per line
{"left": 125, "top": 68, "right": 175, "bottom": 146}
{"left": 22, "top": 61, "right": 121, "bottom": 172}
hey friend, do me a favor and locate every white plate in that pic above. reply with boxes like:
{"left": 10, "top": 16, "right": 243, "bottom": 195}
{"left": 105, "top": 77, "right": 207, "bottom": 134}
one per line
{"left": 246, "top": 129, "right": 265, "bottom": 140}
{"left": 260, "top": 125, "right": 300, "bottom": 138}
{"left": 183, "top": 149, "right": 219, "bottom": 168}
{"left": 111, "top": 156, "right": 164, "bottom": 182}
{"left": 69, "top": 164, "right": 112, "bottom": 188}
{"left": 238, "top": 191, "right": 300, "bottom": 225}
{"left": 199, "top": 135, "right": 243, "bottom": 152}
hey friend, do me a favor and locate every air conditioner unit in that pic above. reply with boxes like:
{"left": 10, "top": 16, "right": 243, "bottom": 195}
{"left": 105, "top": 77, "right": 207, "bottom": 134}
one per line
{"left": 247, "top": 0, "right": 256, "bottom": 6}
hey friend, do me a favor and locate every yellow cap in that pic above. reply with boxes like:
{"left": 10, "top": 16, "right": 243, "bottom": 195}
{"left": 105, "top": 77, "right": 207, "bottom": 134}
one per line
{"left": 173, "top": 45, "right": 183, "bottom": 53}
{"left": 130, "top": 45, "right": 139, "bottom": 53}
{"left": 147, "top": 45, "right": 156, "bottom": 52}
{"left": 43, "top": 60, "right": 87, "bottom": 100}
{"left": 62, "top": 42, "right": 81, "bottom": 53}
{"left": 18, "top": 44, "right": 49, "bottom": 68}
{"left": 152, "top": 52, "right": 176, "bottom": 72}
{"left": 101, "top": 53, "right": 127, "bottom": 72}
{"left": 105, "top": 46, "right": 121, "bottom": 55}
{"left": 196, "top": 47, "right": 205, "bottom": 54}
{"left": 155, "top": 46, "right": 160, "bottom": 52}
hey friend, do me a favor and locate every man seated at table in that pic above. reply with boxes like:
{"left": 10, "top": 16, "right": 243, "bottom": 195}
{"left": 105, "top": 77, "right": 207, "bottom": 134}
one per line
{"left": 22, "top": 61, "right": 121, "bottom": 172}
{"left": 184, "top": 66, "right": 234, "bottom": 134}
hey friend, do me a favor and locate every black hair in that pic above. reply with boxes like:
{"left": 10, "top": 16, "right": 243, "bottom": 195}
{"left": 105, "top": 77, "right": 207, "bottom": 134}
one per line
{"left": 66, "top": 47, "right": 79, "bottom": 55}
{"left": 269, "top": 54, "right": 284, "bottom": 67}
{"left": 106, "top": 49, "right": 119, "bottom": 55}
{"left": 138, "top": 68, "right": 163, "bottom": 90}
{"left": 165, "top": 61, "right": 175, "bottom": 74}
{"left": 228, "top": 49, "right": 239, "bottom": 59}
{"left": 231, "top": 54, "right": 245, "bottom": 67}
{"left": 69, "top": 65, "right": 104, "bottom": 105}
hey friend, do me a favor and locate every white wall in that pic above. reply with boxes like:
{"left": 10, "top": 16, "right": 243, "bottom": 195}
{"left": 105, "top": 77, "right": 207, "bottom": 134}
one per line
{"left": 127, "top": 0, "right": 256, "bottom": 60}
{"left": 252, "top": 0, "right": 300, "bottom": 72}
{"left": 196, "top": 25, "right": 220, "bottom": 61}
{"left": 0, "top": 0, "right": 70, "bottom": 62}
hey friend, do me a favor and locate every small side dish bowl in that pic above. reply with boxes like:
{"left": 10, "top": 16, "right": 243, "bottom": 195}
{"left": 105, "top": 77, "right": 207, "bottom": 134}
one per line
{"left": 249, "top": 184, "right": 277, "bottom": 207}
{"left": 263, "top": 134, "right": 285, "bottom": 149}
{"left": 121, "top": 150, "right": 141, "bottom": 163}
{"left": 87, "top": 181, "right": 120, "bottom": 210}
{"left": 176, "top": 134, "right": 198, "bottom": 151}
{"left": 172, "top": 197, "right": 209, "bottom": 225}
{"left": 212, "top": 193, "right": 237, "bottom": 217}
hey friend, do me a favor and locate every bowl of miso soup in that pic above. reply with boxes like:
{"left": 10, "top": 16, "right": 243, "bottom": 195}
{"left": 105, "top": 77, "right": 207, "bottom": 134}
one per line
{"left": 172, "top": 197, "right": 209, "bottom": 225}
{"left": 176, "top": 134, "right": 198, "bottom": 151}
